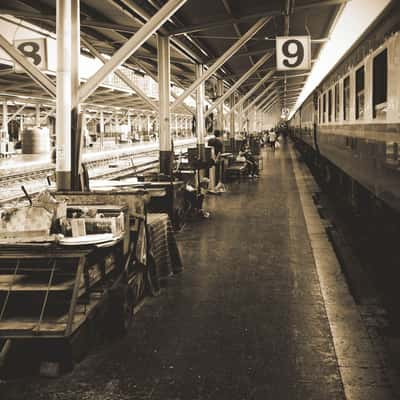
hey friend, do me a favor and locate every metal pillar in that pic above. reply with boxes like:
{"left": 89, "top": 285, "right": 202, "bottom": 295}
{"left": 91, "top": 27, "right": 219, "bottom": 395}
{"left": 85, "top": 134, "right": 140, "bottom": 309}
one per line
{"left": 35, "top": 104, "right": 40, "bottom": 127}
{"left": 99, "top": 111, "right": 104, "bottom": 150}
{"left": 158, "top": 35, "right": 172, "bottom": 175}
{"left": 237, "top": 101, "right": 243, "bottom": 136}
{"left": 217, "top": 79, "right": 224, "bottom": 132}
{"left": 19, "top": 115, "right": 23, "bottom": 140}
{"left": 229, "top": 94, "right": 235, "bottom": 139}
{"left": 195, "top": 64, "right": 206, "bottom": 160}
{"left": 56, "top": 0, "right": 72, "bottom": 190}
{"left": 127, "top": 112, "right": 132, "bottom": 138}
{"left": 146, "top": 115, "right": 152, "bottom": 139}
{"left": 2, "top": 101, "right": 7, "bottom": 135}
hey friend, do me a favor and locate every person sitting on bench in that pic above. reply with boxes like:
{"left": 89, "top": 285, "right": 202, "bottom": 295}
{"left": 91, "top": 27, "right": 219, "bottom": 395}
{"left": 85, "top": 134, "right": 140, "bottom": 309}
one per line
{"left": 239, "top": 144, "right": 259, "bottom": 178}
{"left": 184, "top": 177, "right": 210, "bottom": 219}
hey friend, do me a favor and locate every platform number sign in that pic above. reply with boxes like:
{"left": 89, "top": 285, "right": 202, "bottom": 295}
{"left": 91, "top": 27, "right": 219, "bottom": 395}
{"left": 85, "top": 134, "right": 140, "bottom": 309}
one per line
{"left": 14, "top": 38, "right": 48, "bottom": 73}
{"left": 276, "top": 36, "right": 311, "bottom": 71}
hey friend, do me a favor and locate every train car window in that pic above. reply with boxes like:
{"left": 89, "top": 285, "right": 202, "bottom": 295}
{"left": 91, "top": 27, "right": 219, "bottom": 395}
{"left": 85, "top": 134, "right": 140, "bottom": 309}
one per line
{"left": 323, "top": 92, "right": 327, "bottom": 123}
{"left": 328, "top": 89, "right": 333, "bottom": 122}
{"left": 343, "top": 76, "right": 350, "bottom": 121}
{"left": 355, "top": 66, "right": 365, "bottom": 120}
{"left": 334, "top": 83, "right": 339, "bottom": 122}
{"left": 319, "top": 96, "right": 322, "bottom": 124}
{"left": 373, "top": 49, "right": 387, "bottom": 119}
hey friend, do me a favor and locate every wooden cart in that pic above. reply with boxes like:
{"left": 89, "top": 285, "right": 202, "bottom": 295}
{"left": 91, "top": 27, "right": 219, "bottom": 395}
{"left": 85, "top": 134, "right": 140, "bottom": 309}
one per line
{"left": 0, "top": 200, "right": 146, "bottom": 377}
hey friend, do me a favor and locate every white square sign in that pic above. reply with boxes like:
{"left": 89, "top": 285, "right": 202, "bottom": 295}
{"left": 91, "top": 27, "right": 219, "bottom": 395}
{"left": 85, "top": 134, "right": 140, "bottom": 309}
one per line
{"left": 276, "top": 36, "right": 311, "bottom": 71}
{"left": 14, "top": 38, "right": 48, "bottom": 73}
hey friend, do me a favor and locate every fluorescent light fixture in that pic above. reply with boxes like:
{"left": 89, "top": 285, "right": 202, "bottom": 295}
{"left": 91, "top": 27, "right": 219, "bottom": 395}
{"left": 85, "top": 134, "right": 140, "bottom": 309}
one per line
{"left": 288, "top": 0, "right": 391, "bottom": 119}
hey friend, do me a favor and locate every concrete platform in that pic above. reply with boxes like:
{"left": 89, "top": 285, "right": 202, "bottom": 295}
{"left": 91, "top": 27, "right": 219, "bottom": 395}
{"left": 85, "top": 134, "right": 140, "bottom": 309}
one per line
{"left": 0, "top": 142, "right": 395, "bottom": 399}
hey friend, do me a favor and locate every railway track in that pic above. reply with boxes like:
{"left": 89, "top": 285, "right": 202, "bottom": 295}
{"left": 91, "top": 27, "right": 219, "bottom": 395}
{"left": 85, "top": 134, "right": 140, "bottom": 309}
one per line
{"left": 0, "top": 139, "right": 194, "bottom": 206}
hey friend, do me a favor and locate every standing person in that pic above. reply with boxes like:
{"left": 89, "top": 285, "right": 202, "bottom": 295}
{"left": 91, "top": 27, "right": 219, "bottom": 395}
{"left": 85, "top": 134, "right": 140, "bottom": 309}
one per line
{"left": 208, "top": 129, "right": 226, "bottom": 192}
{"left": 268, "top": 129, "right": 277, "bottom": 151}
{"left": 207, "top": 129, "right": 223, "bottom": 157}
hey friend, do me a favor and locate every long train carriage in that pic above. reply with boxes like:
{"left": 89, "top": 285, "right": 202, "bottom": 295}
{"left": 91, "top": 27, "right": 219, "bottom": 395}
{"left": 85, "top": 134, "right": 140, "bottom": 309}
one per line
{"left": 290, "top": 1, "right": 400, "bottom": 214}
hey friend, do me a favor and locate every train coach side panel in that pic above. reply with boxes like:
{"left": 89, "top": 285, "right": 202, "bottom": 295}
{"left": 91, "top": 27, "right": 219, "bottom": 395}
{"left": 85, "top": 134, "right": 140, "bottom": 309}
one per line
{"left": 317, "top": 124, "right": 400, "bottom": 212}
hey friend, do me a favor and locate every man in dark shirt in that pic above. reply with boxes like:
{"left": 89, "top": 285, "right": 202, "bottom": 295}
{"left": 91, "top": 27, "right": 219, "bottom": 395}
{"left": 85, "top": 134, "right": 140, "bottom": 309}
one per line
{"left": 207, "top": 129, "right": 226, "bottom": 192}
{"left": 207, "top": 129, "right": 223, "bottom": 157}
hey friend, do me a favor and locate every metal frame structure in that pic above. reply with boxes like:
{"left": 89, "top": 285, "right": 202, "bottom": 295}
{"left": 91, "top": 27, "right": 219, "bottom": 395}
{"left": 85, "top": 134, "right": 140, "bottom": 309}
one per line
{"left": 0, "top": 0, "right": 347, "bottom": 184}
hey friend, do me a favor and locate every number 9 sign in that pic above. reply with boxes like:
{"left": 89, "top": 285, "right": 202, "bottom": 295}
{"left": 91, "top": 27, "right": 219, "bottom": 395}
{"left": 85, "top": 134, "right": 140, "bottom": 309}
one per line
{"left": 276, "top": 36, "right": 311, "bottom": 71}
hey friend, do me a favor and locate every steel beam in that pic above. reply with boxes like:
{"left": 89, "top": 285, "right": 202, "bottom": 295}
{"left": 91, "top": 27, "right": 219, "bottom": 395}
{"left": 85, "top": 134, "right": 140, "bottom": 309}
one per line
{"left": 171, "top": 17, "right": 271, "bottom": 112}
{"left": 0, "top": 34, "right": 56, "bottom": 97}
{"left": 256, "top": 89, "right": 278, "bottom": 111}
{"left": 79, "top": 0, "right": 187, "bottom": 104}
{"left": 8, "top": 105, "right": 25, "bottom": 123}
{"left": 40, "top": 106, "right": 55, "bottom": 124}
{"left": 118, "top": 0, "right": 203, "bottom": 64}
{"left": 81, "top": 38, "right": 158, "bottom": 112}
{"left": 158, "top": 35, "right": 172, "bottom": 175}
{"left": 257, "top": 90, "right": 279, "bottom": 112}
{"left": 170, "top": 10, "right": 281, "bottom": 36}
{"left": 205, "top": 51, "right": 273, "bottom": 118}
{"left": 243, "top": 83, "right": 277, "bottom": 114}
{"left": 0, "top": 10, "right": 141, "bottom": 33}
{"left": 226, "top": 70, "right": 275, "bottom": 117}
{"left": 132, "top": 57, "right": 194, "bottom": 116}
{"left": 262, "top": 95, "right": 279, "bottom": 112}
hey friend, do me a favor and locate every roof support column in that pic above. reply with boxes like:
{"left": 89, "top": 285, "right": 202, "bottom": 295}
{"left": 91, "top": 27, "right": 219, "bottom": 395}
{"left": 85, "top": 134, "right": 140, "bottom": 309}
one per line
{"left": 229, "top": 94, "right": 235, "bottom": 139}
{"left": 99, "top": 111, "right": 104, "bottom": 150}
{"left": 36, "top": 104, "right": 40, "bottom": 127}
{"left": 2, "top": 100, "right": 8, "bottom": 136}
{"left": 56, "top": 0, "right": 73, "bottom": 190}
{"left": 216, "top": 79, "right": 224, "bottom": 132}
{"left": 158, "top": 35, "right": 172, "bottom": 175}
{"left": 237, "top": 101, "right": 243, "bottom": 136}
{"left": 195, "top": 64, "right": 206, "bottom": 160}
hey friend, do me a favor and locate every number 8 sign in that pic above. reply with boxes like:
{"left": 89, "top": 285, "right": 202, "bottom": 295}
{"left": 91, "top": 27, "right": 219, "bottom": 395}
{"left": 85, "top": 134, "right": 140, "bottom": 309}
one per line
{"left": 14, "top": 38, "right": 48, "bottom": 73}
{"left": 276, "top": 36, "right": 311, "bottom": 71}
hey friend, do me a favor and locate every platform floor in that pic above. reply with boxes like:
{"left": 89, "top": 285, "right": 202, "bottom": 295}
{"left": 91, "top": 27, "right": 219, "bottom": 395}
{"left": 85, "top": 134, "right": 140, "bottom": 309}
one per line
{"left": 0, "top": 142, "right": 396, "bottom": 399}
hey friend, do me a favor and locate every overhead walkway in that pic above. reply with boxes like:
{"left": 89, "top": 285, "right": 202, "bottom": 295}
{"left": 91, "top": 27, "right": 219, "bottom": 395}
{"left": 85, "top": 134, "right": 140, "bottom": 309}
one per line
{"left": 0, "top": 142, "right": 396, "bottom": 400}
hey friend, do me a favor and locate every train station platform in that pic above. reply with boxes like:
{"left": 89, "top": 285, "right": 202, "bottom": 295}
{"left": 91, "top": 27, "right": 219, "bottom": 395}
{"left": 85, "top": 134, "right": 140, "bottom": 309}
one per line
{"left": 0, "top": 142, "right": 396, "bottom": 400}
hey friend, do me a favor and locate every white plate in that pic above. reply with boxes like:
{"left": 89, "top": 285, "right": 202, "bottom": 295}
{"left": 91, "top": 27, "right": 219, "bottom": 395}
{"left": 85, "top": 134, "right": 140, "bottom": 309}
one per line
{"left": 59, "top": 233, "right": 116, "bottom": 245}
